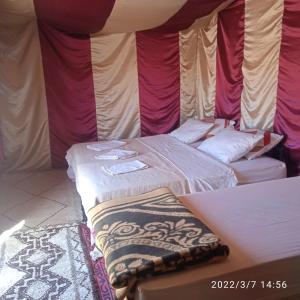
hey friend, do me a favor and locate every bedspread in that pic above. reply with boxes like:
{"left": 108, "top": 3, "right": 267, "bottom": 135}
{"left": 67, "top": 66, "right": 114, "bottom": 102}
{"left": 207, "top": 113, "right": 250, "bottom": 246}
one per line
{"left": 89, "top": 188, "right": 229, "bottom": 300}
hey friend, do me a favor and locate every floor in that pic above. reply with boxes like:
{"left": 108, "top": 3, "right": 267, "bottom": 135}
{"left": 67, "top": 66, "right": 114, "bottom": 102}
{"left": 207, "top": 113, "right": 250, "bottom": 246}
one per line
{"left": 0, "top": 169, "right": 82, "bottom": 234}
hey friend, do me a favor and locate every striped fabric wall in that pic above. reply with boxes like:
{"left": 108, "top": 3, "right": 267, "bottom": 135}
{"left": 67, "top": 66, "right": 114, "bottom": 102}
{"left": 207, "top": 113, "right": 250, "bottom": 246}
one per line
{"left": 1, "top": 0, "right": 300, "bottom": 175}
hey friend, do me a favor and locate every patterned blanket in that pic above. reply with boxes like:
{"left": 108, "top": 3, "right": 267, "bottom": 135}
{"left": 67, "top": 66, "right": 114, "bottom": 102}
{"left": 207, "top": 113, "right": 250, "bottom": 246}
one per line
{"left": 88, "top": 188, "right": 229, "bottom": 299}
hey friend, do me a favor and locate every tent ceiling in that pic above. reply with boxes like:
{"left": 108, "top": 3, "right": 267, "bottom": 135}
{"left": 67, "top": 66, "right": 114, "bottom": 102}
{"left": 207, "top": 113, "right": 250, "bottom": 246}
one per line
{"left": 101, "top": 0, "right": 187, "bottom": 34}
{"left": 1, "top": 0, "right": 232, "bottom": 34}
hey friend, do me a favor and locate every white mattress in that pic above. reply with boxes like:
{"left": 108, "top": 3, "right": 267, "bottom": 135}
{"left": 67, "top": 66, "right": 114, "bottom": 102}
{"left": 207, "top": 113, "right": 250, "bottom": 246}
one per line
{"left": 136, "top": 177, "right": 300, "bottom": 300}
{"left": 66, "top": 134, "right": 238, "bottom": 215}
{"left": 230, "top": 156, "right": 287, "bottom": 184}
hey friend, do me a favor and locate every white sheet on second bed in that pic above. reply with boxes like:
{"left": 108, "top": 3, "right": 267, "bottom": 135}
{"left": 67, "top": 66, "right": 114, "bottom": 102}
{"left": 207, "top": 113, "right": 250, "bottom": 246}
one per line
{"left": 230, "top": 156, "right": 286, "bottom": 184}
{"left": 190, "top": 140, "right": 287, "bottom": 184}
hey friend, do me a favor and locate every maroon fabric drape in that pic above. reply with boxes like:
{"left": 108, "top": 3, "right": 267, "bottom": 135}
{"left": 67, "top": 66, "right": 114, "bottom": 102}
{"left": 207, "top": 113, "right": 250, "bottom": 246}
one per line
{"left": 38, "top": 23, "right": 97, "bottom": 168}
{"left": 34, "top": 0, "right": 115, "bottom": 34}
{"left": 152, "top": 0, "right": 227, "bottom": 33}
{"left": 136, "top": 32, "right": 180, "bottom": 136}
{"left": 274, "top": 0, "right": 300, "bottom": 176}
{"left": 215, "top": 0, "right": 245, "bottom": 128}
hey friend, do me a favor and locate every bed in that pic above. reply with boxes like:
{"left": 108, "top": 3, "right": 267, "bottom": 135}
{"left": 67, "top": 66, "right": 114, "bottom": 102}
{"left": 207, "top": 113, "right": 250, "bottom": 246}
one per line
{"left": 134, "top": 176, "right": 300, "bottom": 300}
{"left": 66, "top": 134, "right": 286, "bottom": 216}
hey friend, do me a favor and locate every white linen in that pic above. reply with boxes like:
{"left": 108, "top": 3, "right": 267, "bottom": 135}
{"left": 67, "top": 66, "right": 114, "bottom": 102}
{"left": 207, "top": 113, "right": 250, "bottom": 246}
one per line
{"left": 66, "top": 134, "right": 237, "bottom": 215}
{"left": 95, "top": 149, "right": 137, "bottom": 160}
{"left": 136, "top": 177, "right": 300, "bottom": 300}
{"left": 197, "top": 129, "right": 263, "bottom": 163}
{"left": 169, "top": 118, "right": 214, "bottom": 144}
{"left": 86, "top": 140, "right": 126, "bottom": 151}
{"left": 102, "top": 160, "right": 148, "bottom": 175}
{"left": 230, "top": 156, "right": 286, "bottom": 184}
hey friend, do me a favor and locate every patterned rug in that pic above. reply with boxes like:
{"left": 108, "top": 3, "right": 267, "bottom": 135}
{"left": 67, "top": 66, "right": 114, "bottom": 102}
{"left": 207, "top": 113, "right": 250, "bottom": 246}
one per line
{"left": 81, "top": 225, "right": 115, "bottom": 300}
{"left": 0, "top": 223, "right": 99, "bottom": 300}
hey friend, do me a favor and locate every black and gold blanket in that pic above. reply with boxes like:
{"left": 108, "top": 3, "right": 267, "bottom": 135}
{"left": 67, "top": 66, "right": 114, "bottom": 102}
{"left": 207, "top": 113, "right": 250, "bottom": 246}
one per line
{"left": 88, "top": 188, "right": 229, "bottom": 299}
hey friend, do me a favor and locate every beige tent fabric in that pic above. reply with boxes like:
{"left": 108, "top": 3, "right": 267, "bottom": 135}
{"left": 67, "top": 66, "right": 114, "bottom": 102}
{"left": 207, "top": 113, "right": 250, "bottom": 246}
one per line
{"left": 179, "top": 20, "right": 217, "bottom": 122}
{"left": 193, "top": 0, "right": 235, "bottom": 119}
{"left": 91, "top": 32, "right": 140, "bottom": 140}
{"left": 240, "top": 0, "right": 284, "bottom": 130}
{"left": 0, "top": 19, "right": 51, "bottom": 171}
{"left": 195, "top": 16, "right": 218, "bottom": 120}
{"left": 180, "top": 16, "right": 218, "bottom": 121}
{"left": 179, "top": 0, "right": 233, "bottom": 123}
{"left": 0, "top": 0, "right": 289, "bottom": 172}
{"left": 179, "top": 29, "right": 198, "bottom": 124}
{"left": 0, "top": 0, "right": 35, "bottom": 25}
{"left": 101, "top": 0, "right": 187, "bottom": 34}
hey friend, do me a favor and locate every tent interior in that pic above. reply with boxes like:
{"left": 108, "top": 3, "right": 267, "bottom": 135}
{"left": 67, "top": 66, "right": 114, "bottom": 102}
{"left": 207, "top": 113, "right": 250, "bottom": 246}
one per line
{"left": 0, "top": 0, "right": 300, "bottom": 299}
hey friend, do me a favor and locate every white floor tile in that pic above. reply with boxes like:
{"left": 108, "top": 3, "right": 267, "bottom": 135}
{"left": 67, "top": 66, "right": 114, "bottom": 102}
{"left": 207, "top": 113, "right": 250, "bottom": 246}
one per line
{"left": 1, "top": 169, "right": 83, "bottom": 229}
{"left": 0, "top": 172, "right": 33, "bottom": 186}
{"left": 15, "top": 170, "right": 68, "bottom": 195}
{"left": 0, "top": 215, "right": 18, "bottom": 234}
{"left": 39, "top": 205, "right": 82, "bottom": 226}
{"left": 4, "top": 196, "right": 65, "bottom": 228}
{"left": 41, "top": 179, "right": 81, "bottom": 206}
{"left": 0, "top": 183, "right": 33, "bottom": 213}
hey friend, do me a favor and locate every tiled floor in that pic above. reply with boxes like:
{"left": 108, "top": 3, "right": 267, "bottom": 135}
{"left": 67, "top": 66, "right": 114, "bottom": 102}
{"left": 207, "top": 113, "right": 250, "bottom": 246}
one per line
{"left": 0, "top": 169, "right": 82, "bottom": 234}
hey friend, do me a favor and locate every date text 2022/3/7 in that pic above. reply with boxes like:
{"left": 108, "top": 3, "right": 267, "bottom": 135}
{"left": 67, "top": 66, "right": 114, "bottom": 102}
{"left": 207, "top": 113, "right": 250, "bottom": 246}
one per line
{"left": 210, "top": 280, "right": 288, "bottom": 289}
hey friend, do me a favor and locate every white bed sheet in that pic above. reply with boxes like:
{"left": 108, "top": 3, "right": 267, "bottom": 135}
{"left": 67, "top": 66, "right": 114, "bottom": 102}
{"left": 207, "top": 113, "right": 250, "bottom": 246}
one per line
{"left": 136, "top": 176, "right": 300, "bottom": 300}
{"left": 230, "top": 156, "right": 287, "bottom": 184}
{"left": 66, "top": 134, "right": 237, "bottom": 215}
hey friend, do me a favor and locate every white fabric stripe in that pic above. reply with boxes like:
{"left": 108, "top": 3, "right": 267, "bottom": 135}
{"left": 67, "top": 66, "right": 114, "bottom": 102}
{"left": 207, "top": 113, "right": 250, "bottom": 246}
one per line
{"left": 240, "top": 0, "right": 284, "bottom": 130}
{"left": 195, "top": 16, "right": 218, "bottom": 119}
{"left": 0, "top": 0, "right": 35, "bottom": 25}
{"left": 101, "top": 0, "right": 187, "bottom": 34}
{"left": 179, "top": 29, "right": 198, "bottom": 124}
{"left": 91, "top": 32, "right": 140, "bottom": 141}
{"left": 179, "top": 16, "right": 218, "bottom": 122}
{"left": 0, "top": 19, "right": 51, "bottom": 171}
{"left": 179, "top": 0, "right": 233, "bottom": 123}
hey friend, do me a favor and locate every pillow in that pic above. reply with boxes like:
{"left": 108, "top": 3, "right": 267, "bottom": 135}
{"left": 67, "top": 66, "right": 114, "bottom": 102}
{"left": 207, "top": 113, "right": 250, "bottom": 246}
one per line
{"left": 169, "top": 118, "right": 214, "bottom": 144}
{"left": 197, "top": 129, "right": 263, "bottom": 164}
{"left": 199, "top": 118, "right": 235, "bottom": 140}
{"left": 189, "top": 118, "right": 235, "bottom": 148}
{"left": 242, "top": 129, "right": 284, "bottom": 160}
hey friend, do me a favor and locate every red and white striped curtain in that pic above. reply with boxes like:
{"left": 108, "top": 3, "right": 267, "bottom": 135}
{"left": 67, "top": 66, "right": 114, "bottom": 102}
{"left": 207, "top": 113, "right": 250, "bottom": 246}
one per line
{"left": 0, "top": 0, "right": 300, "bottom": 176}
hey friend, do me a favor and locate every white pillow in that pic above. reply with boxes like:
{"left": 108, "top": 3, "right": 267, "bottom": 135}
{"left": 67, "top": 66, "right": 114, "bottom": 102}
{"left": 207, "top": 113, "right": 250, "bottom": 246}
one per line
{"left": 169, "top": 118, "right": 214, "bottom": 144}
{"left": 197, "top": 129, "right": 263, "bottom": 164}
{"left": 242, "top": 129, "right": 284, "bottom": 160}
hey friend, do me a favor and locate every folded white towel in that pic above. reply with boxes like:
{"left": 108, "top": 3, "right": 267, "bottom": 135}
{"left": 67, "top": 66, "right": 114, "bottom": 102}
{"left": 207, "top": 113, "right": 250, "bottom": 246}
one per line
{"left": 95, "top": 149, "right": 138, "bottom": 160}
{"left": 103, "top": 160, "right": 149, "bottom": 175}
{"left": 87, "top": 140, "right": 126, "bottom": 151}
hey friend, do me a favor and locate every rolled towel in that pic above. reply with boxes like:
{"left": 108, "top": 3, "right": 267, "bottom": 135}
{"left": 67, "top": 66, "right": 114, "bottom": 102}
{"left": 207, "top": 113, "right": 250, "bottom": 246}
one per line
{"left": 103, "top": 160, "right": 149, "bottom": 175}
{"left": 95, "top": 149, "right": 138, "bottom": 160}
{"left": 87, "top": 140, "right": 126, "bottom": 151}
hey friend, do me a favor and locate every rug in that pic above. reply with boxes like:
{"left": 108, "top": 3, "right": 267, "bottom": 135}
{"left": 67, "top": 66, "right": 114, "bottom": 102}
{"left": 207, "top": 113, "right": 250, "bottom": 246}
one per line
{"left": 0, "top": 223, "right": 99, "bottom": 300}
{"left": 81, "top": 224, "right": 115, "bottom": 300}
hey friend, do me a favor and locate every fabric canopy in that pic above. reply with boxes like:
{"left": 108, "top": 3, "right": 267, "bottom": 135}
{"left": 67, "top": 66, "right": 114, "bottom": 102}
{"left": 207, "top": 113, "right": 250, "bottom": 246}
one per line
{"left": 2, "top": 0, "right": 229, "bottom": 34}
{"left": 1, "top": 0, "right": 300, "bottom": 176}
